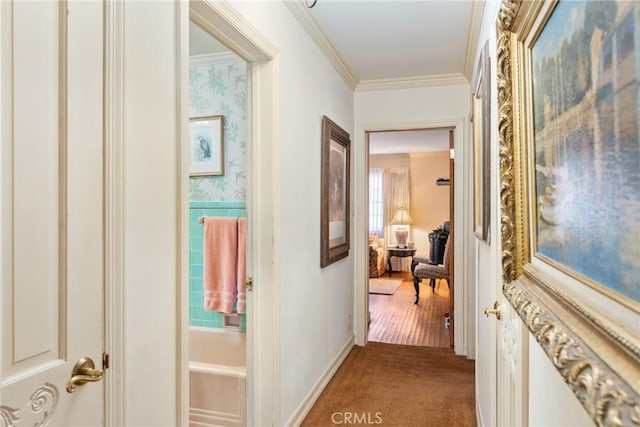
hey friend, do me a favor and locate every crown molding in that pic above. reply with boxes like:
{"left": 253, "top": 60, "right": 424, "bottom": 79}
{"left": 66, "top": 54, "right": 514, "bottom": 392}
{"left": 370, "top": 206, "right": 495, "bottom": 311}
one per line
{"left": 283, "top": 1, "right": 359, "bottom": 89}
{"left": 463, "top": 0, "right": 486, "bottom": 80}
{"left": 356, "top": 74, "right": 469, "bottom": 92}
{"left": 191, "top": 0, "right": 278, "bottom": 63}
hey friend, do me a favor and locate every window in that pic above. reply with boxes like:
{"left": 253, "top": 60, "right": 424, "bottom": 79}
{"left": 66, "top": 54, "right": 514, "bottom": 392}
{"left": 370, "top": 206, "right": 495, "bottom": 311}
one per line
{"left": 369, "top": 168, "right": 384, "bottom": 236}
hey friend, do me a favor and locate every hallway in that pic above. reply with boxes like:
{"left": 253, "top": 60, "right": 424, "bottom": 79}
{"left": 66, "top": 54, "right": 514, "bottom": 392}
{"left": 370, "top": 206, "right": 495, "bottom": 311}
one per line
{"left": 301, "top": 341, "right": 476, "bottom": 426}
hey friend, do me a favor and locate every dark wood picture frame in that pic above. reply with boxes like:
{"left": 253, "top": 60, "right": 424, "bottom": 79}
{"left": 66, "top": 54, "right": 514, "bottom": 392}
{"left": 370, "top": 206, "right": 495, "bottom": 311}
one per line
{"left": 472, "top": 40, "right": 491, "bottom": 242}
{"left": 320, "top": 116, "right": 351, "bottom": 267}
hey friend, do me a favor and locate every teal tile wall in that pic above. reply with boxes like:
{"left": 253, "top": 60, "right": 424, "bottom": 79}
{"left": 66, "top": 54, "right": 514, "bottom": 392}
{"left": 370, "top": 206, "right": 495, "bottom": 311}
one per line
{"left": 190, "top": 201, "right": 247, "bottom": 331}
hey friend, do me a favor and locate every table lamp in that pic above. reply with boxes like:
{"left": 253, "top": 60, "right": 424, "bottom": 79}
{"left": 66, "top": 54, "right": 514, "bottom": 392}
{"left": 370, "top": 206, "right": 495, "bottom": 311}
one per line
{"left": 390, "top": 208, "right": 414, "bottom": 248}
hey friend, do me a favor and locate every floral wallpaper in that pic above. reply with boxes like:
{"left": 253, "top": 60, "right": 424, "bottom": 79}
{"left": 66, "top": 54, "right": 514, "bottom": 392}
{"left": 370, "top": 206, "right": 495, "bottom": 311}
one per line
{"left": 189, "top": 55, "right": 247, "bottom": 201}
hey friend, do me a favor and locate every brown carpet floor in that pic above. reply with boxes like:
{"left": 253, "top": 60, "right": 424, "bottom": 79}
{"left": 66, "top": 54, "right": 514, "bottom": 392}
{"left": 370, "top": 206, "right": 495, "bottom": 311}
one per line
{"left": 302, "top": 342, "right": 476, "bottom": 427}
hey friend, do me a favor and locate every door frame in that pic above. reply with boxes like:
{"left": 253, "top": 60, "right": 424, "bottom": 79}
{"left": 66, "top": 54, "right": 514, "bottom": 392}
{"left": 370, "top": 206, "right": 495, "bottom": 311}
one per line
{"left": 177, "top": 2, "right": 279, "bottom": 426}
{"left": 355, "top": 117, "right": 474, "bottom": 357}
{"left": 104, "top": 1, "right": 125, "bottom": 424}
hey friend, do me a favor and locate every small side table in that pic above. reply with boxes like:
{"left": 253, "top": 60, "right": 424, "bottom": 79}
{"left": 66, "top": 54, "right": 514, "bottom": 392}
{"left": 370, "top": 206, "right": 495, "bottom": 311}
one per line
{"left": 386, "top": 247, "right": 417, "bottom": 277}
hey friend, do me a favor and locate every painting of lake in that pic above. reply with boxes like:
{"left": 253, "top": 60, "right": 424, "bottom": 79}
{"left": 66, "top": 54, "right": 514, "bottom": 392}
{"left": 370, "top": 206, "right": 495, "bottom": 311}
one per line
{"left": 531, "top": 0, "right": 639, "bottom": 305}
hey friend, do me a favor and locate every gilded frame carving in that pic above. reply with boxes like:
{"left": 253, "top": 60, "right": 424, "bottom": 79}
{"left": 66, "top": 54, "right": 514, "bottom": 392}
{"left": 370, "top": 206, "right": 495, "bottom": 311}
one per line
{"left": 497, "top": 1, "right": 639, "bottom": 425}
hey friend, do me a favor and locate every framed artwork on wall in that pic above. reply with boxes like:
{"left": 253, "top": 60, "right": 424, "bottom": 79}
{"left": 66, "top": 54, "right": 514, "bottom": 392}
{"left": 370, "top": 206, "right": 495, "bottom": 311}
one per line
{"left": 189, "top": 115, "right": 224, "bottom": 176}
{"left": 498, "top": 0, "right": 639, "bottom": 424}
{"left": 320, "top": 115, "right": 351, "bottom": 268}
{"left": 472, "top": 40, "right": 491, "bottom": 243}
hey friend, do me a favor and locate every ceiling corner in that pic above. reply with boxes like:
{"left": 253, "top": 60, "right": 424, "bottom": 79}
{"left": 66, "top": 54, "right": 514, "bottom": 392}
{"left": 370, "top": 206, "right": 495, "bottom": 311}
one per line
{"left": 283, "top": 1, "right": 359, "bottom": 89}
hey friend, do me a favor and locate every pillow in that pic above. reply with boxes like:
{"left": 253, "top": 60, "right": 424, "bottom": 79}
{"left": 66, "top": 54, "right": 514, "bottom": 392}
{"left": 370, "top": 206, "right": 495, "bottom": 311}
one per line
{"left": 369, "top": 242, "right": 379, "bottom": 250}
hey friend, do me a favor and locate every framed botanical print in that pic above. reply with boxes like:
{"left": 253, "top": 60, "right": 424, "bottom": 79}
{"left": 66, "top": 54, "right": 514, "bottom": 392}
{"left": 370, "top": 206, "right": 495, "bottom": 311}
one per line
{"left": 189, "top": 115, "right": 224, "bottom": 176}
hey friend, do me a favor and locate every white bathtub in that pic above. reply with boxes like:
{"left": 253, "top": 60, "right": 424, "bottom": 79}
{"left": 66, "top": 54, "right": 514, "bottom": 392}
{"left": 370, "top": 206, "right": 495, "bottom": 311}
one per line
{"left": 189, "top": 327, "right": 246, "bottom": 427}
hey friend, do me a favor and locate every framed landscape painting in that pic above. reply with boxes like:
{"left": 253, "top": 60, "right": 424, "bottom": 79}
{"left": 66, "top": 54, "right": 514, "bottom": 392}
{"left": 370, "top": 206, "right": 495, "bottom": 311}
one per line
{"left": 497, "top": 0, "right": 639, "bottom": 424}
{"left": 530, "top": 0, "right": 639, "bottom": 306}
{"left": 320, "top": 115, "right": 351, "bottom": 268}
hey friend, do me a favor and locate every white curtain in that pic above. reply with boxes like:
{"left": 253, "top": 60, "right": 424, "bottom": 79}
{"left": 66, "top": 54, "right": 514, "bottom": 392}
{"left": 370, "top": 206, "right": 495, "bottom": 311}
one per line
{"left": 368, "top": 168, "right": 384, "bottom": 236}
{"left": 383, "top": 167, "right": 411, "bottom": 271}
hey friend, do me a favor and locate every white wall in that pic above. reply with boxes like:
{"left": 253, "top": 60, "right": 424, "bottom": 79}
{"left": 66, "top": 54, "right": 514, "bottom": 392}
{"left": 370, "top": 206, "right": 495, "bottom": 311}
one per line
{"left": 226, "top": 2, "right": 355, "bottom": 424}
{"left": 473, "top": 1, "right": 501, "bottom": 425}
{"left": 354, "top": 84, "right": 471, "bottom": 355}
{"left": 528, "top": 335, "right": 593, "bottom": 427}
{"left": 121, "top": 2, "right": 179, "bottom": 424}
{"left": 356, "top": 85, "right": 470, "bottom": 124}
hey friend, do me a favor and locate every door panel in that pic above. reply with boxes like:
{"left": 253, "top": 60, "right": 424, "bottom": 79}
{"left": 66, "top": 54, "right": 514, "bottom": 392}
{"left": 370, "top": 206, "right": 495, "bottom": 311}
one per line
{"left": 475, "top": 243, "right": 497, "bottom": 427}
{"left": 1, "top": 1, "right": 104, "bottom": 425}
{"left": 6, "top": 0, "right": 61, "bottom": 371}
{"left": 497, "top": 294, "right": 528, "bottom": 426}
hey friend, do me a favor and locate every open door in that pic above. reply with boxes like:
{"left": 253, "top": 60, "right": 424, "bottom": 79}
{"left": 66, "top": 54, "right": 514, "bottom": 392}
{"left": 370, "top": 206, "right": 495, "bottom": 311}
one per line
{"left": 1, "top": 2, "right": 105, "bottom": 424}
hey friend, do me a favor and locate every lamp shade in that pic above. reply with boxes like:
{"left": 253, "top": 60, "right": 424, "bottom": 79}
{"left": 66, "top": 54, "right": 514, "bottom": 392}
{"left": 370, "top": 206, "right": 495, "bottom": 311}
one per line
{"left": 390, "top": 208, "right": 414, "bottom": 226}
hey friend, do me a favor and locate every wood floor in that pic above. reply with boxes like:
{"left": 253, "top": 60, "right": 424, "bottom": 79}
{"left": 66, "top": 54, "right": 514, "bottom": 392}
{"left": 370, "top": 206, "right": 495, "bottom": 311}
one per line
{"left": 368, "top": 271, "right": 451, "bottom": 348}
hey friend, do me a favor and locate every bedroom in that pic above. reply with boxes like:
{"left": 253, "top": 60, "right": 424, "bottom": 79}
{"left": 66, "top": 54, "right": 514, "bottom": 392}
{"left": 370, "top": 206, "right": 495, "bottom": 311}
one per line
{"left": 367, "top": 128, "right": 453, "bottom": 348}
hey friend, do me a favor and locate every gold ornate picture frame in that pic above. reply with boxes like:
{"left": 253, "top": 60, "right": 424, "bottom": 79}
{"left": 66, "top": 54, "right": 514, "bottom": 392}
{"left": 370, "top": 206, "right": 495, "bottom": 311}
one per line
{"left": 497, "top": 0, "right": 639, "bottom": 424}
{"left": 320, "top": 116, "right": 351, "bottom": 268}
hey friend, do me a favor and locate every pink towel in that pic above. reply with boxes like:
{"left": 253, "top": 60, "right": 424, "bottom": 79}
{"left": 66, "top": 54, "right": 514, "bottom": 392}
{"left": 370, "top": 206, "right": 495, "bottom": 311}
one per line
{"left": 237, "top": 217, "right": 247, "bottom": 314}
{"left": 203, "top": 217, "right": 238, "bottom": 313}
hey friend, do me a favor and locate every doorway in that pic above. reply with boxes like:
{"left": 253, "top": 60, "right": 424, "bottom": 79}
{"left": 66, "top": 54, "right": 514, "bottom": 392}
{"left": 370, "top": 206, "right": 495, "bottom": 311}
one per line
{"left": 186, "top": 20, "right": 250, "bottom": 427}
{"left": 365, "top": 128, "right": 454, "bottom": 348}
{"left": 179, "top": 2, "right": 278, "bottom": 426}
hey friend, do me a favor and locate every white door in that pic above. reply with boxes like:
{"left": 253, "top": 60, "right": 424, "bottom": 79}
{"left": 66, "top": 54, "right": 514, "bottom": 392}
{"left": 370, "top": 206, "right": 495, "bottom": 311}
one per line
{"left": 476, "top": 239, "right": 528, "bottom": 427}
{"left": 1, "top": 1, "right": 104, "bottom": 425}
{"left": 475, "top": 242, "right": 498, "bottom": 426}
{"left": 496, "top": 292, "right": 528, "bottom": 426}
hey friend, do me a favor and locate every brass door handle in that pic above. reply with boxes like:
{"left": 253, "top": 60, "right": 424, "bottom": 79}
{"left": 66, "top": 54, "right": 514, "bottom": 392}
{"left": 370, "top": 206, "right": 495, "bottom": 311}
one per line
{"left": 484, "top": 301, "right": 502, "bottom": 320}
{"left": 66, "top": 357, "right": 104, "bottom": 393}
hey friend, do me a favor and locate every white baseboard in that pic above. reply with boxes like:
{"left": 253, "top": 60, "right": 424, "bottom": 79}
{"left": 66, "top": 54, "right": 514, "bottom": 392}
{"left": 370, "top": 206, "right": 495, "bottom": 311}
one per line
{"left": 285, "top": 335, "right": 355, "bottom": 426}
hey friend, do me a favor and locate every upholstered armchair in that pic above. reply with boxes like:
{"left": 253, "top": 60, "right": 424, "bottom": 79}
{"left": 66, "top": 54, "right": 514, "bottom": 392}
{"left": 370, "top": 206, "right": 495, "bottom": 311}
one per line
{"left": 410, "top": 233, "right": 452, "bottom": 304}
{"left": 368, "top": 235, "right": 386, "bottom": 278}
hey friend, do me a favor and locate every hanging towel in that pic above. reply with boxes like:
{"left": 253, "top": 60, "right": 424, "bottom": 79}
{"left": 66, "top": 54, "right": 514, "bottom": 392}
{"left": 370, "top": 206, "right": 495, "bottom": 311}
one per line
{"left": 237, "top": 217, "right": 247, "bottom": 314}
{"left": 203, "top": 217, "right": 238, "bottom": 314}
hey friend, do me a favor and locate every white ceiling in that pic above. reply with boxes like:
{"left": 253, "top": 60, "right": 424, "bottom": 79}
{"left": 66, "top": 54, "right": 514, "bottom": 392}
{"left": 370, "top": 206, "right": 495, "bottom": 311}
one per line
{"left": 308, "top": 0, "right": 477, "bottom": 81}
{"left": 303, "top": 0, "right": 480, "bottom": 153}
{"left": 369, "top": 129, "right": 450, "bottom": 155}
{"left": 189, "top": 21, "right": 229, "bottom": 56}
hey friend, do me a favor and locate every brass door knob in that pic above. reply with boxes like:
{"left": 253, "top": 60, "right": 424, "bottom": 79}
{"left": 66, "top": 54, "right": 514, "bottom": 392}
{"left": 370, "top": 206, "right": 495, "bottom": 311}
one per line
{"left": 66, "top": 357, "right": 104, "bottom": 393}
{"left": 484, "top": 301, "right": 501, "bottom": 320}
